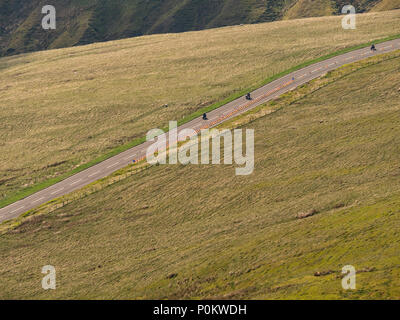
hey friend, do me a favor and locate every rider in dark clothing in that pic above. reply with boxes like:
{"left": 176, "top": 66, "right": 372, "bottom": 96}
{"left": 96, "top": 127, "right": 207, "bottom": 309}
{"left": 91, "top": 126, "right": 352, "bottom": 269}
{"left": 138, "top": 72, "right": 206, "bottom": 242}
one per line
{"left": 371, "top": 44, "right": 376, "bottom": 51}
{"left": 246, "top": 93, "right": 252, "bottom": 100}
{"left": 202, "top": 113, "right": 208, "bottom": 120}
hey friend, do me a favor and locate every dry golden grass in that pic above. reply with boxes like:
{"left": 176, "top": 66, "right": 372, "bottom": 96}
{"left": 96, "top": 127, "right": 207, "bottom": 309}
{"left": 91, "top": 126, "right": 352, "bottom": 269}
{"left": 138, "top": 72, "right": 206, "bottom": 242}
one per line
{"left": 283, "top": 0, "right": 335, "bottom": 20}
{"left": 1, "top": 10, "right": 400, "bottom": 203}
{"left": 0, "top": 51, "right": 399, "bottom": 299}
{"left": 371, "top": 0, "right": 400, "bottom": 11}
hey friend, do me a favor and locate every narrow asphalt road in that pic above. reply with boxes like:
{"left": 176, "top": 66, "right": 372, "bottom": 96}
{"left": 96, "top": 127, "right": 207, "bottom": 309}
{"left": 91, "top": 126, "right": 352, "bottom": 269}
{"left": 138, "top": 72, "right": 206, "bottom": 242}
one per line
{"left": 1, "top": 39, "right": 400, "bottom": 223}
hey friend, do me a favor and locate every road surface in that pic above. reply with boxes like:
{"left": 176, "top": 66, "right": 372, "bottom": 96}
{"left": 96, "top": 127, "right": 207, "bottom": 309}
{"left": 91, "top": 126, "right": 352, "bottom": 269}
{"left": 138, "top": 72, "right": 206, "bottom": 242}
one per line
{"left": 1, "top": 39, "right": 399, "bottom": 223}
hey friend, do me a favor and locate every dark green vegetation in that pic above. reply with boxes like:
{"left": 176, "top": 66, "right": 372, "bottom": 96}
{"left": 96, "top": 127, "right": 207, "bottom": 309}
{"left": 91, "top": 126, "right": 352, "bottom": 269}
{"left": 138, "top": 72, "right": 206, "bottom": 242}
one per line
{"left": 1, "top": 51, "right": 399, "bottom": 299}
{"left": 1, "top": 0, "right": 398, "bottom": 56}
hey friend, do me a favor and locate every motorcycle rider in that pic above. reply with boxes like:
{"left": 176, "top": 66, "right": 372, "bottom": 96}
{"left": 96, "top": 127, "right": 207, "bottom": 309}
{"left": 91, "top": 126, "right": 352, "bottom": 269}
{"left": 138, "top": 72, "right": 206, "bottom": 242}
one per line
{"left": 246, "top": 93, "right": 252, "bottom": 100}
{"left": 371, "top": 44, "right": 376, "bottom": 51}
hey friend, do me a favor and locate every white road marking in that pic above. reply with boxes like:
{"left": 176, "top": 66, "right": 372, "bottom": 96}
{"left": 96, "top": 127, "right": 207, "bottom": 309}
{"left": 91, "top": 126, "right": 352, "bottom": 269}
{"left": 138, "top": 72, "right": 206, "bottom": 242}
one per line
{"left": 124, "top": 155, "right": 136, "bottom": 160}
{"left": 89, "top": 171, "right": 100, "bottom": 177}
{"left": 70, "top": 179, "right": 82, "bottom": 186}
{"left": 32, "top": 197, "right": 44, "bottom": 203}
{"left": 51, "top": 188, "right": 64, "bottom": 195}
{"left": 107, "top": 162, "right": 119, "bottom": 169}
{"left": 11, "top": 206, "right": 24, "bottom": 213}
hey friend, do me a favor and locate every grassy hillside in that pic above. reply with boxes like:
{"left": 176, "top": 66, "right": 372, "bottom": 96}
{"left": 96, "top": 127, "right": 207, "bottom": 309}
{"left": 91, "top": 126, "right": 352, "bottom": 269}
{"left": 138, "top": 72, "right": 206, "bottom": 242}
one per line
{"left": 284, "top": 0, "right": 390, "bottom": 20}
{"left": 283, "top": 0, "right": 335, "bottom": 20}
{"left": 1, "top": 10, "right": 400, "bottom": 209}
{"left": 0, "top": 0, "right": 394, "bottom": 57}
{"left": 1, "top": 50, "right": 399, "bottom": 299}
{"left": 371, "top": 0, "right": 400, "bottom": 11}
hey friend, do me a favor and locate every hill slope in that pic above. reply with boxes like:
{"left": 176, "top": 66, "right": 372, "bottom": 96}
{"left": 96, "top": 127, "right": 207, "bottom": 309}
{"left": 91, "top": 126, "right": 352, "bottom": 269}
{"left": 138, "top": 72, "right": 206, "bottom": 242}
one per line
{"left": 1, "top": 11, "right": 399, "bottom": 210}
{"left": 0, "top": 0, "right": 394, "bottom": 56}
{"left": 1, "top": 50, "right": 400, "bottom": 299}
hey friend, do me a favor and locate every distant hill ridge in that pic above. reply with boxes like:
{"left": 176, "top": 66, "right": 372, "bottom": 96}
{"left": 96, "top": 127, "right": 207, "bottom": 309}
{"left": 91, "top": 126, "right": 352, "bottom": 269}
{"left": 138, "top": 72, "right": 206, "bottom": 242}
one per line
{"left": 0, "top": 0, "right": 399, "bottom": 56}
